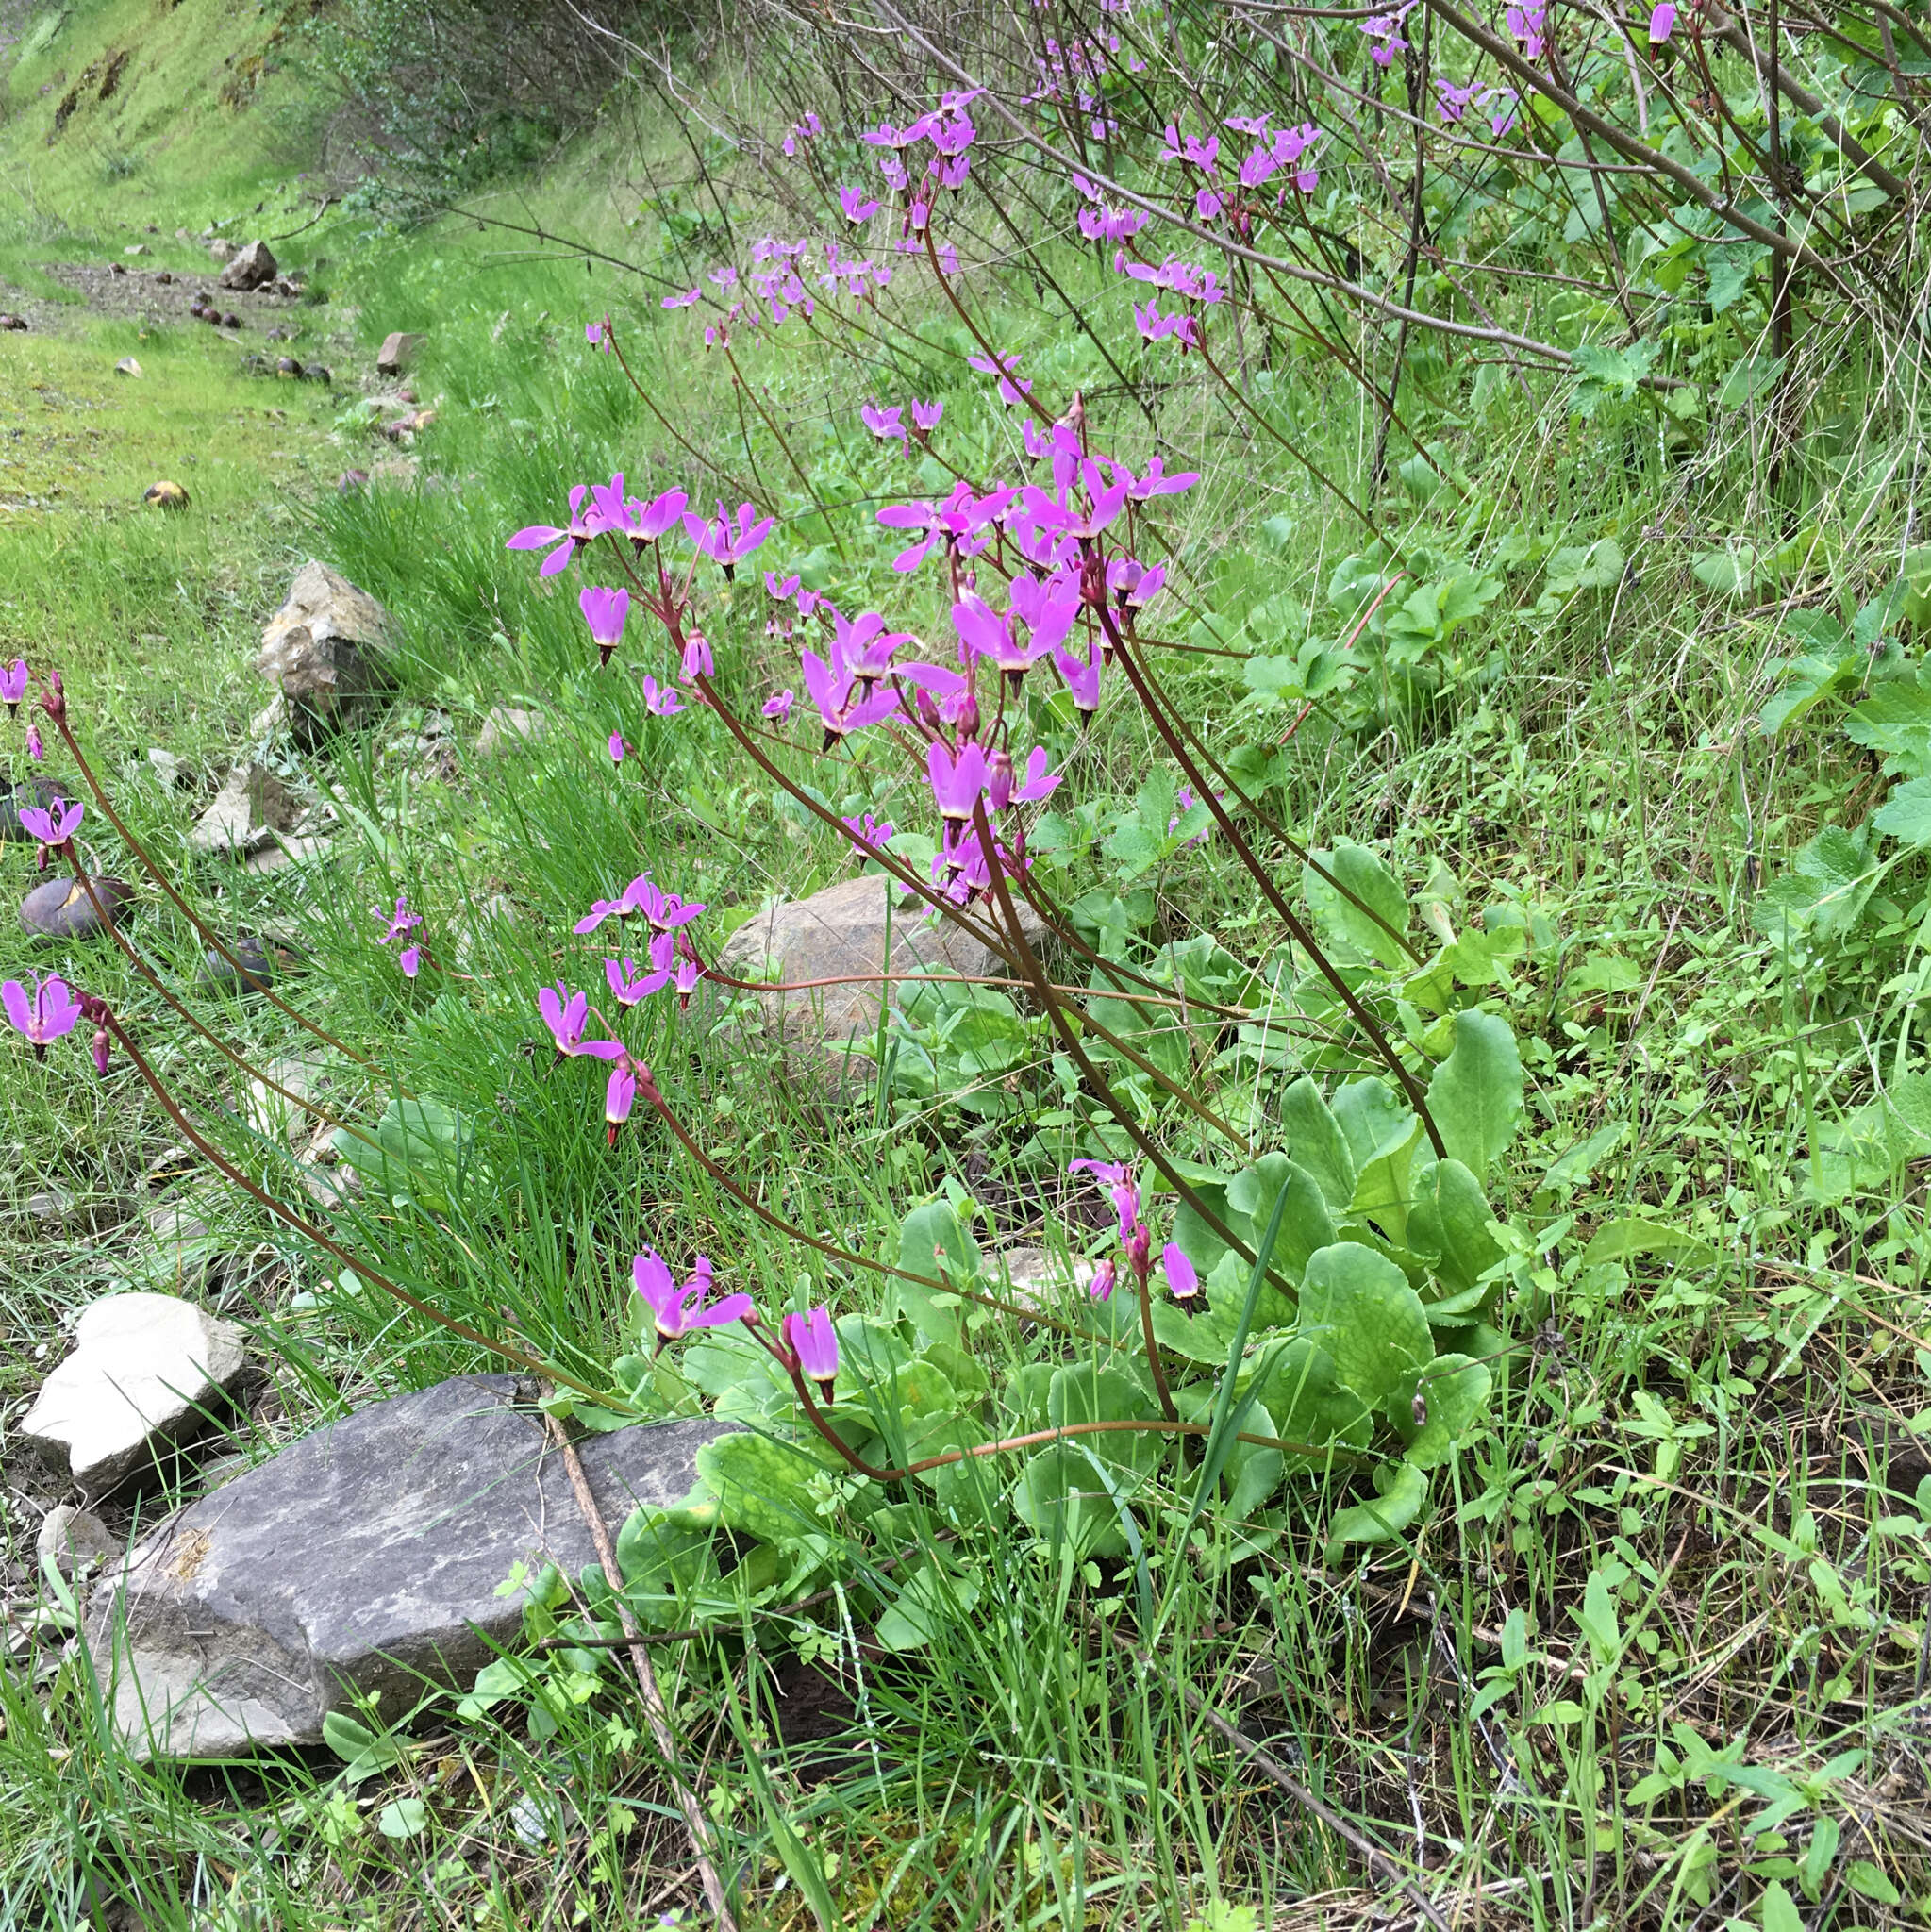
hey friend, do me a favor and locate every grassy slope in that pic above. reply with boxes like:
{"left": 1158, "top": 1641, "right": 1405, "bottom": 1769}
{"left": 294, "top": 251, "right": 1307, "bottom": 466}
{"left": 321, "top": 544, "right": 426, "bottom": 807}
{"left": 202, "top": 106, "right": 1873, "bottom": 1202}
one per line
{"left": 4, "top": 17, "right": 1930, "bottom": 1932}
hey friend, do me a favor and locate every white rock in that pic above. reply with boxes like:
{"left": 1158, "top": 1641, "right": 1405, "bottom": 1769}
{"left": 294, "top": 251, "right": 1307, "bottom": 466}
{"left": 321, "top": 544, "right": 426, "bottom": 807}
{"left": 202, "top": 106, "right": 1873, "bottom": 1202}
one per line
{"left": 994, "top": 1246, "right": 1101, "bottom": 1313}
{"left": 21, "top": 1292, "right": 247, "bottom": 1494}
{"left": 474, "top": 706, "right": 547, "bottom": 758}
{"left": 188, "top": 762, "right": 299, "bottom": 858}
{"left": 38, "top": 1505, "right": 115, "bottom": 1579}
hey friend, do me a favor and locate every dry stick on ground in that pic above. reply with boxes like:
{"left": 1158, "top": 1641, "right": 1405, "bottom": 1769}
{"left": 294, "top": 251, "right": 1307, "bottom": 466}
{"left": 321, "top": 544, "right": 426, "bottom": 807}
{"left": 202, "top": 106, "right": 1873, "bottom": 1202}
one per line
{"left": 541, "top": 1411, "right": 739, "bottom": 1930}
{"left": 1106, "top": 1627, "right": 1456, "bottom": 1932}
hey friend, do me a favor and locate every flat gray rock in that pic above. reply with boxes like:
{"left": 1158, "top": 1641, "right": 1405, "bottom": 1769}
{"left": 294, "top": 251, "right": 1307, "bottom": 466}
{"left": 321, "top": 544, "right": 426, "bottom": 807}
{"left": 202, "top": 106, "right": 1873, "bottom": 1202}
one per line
{"left": 84, "top": 1375, "right": 733, "bottom": 1761}
{"left": 22, "top": 1292, "right": 247, "bottom": 1494}
{"left": 716, "top": 872, "right": 1045, "bottom": 1084}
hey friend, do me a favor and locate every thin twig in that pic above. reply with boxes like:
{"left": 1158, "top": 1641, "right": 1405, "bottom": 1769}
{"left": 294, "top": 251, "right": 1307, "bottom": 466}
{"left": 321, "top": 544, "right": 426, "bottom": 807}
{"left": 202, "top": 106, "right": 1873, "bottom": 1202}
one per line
{"left": 542, "top": 1413, "right": 738, "bottom": 1929}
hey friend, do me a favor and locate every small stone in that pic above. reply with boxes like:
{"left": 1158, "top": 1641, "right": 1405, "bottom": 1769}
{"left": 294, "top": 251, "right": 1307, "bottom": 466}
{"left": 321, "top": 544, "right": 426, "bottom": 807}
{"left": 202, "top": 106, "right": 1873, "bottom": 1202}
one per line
{"left": 155, "top": 270, "right": 173, "bottom": 286}
{"left": 0, "top": 312, "right": 29, "bottom": 330}
{"left": 336, "top": 469, "right": 369, "bottom": 493}
{"left": 188, "top": 762, "right": 298, "bottom": 858}
{"left": 275, "top": 357, "right": 302, "bottom": 378}
{"left": 195, "top": 932, "right": 306, "bottom": 993}
{"left": 256, "top": 559, "right": 391, "bottom": 741}
{"left": 22, "top": 1291, "right": 248, "bottom": 1494}
{"left": 716, "top": 874, "right": 1049, "bottom": 1085}
{"left": 114, "top": 356, "right": 141, "bottom": 377}
{"left": 1, "top": 776, "right": 62, "bottom": 841}
{"left": 218, "top": 240, "right": 276, "bottom": 291}
{"left": 302, "top": 364, "right": 331, "bottom": 386}
{"left": 221, "top": 312, "right": 242, "bottom": 330}
{"left": 993, "top": 1247, "right": 1101, "bottom": 1313}
{"left": 143, "top": 479, "right": 189, "bottom": 510}
{"left": 207, "top": 239, "right": 236, "bottom": 264}
{"left": 141, "top": 1195, "right": 222, "bottom": 1293}
{"left": 38, "top": 1505, "right": 115, "bottom": 1580}
{"left": 474, "top": 707, "right": 547, "bottom": 758}
{"left": 85, "top": 1375, "right": 734, "bottom": 1758}
{"left": 109, "top": 262, "right": 126, "bottom": 277}
{"left": 124, "top": 243, "right": 145, "bottom": 258}
{"left": 241, "top": 1055, "right": 331, "bottom": 1146}
{"left": 243, "top": 832, "right": 330, "bottom": 874}
{"left": 20, "top": 874, "right": 134, "bottom": 942}
{"left": 22, "top": 1186, "right": 75, "bottom": 1231}
{"left": 375, "top": 330, "right": 424, "bottom": 375}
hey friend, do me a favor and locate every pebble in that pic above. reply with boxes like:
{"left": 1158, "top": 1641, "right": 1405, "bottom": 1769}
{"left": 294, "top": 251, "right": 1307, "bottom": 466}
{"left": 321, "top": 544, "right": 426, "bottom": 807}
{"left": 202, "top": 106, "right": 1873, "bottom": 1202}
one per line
{"left": 20, "top": 874, "right": 134, "bottom": 941}
{"left": 195, "top": 933, "right": 306, "bottom": 993}
{"left": 474, "top": 707, "right": 547, "bottom": 758}
{"left": 114, "top": 357, "right": 142, "bottom": 377}
{"left": 143, "top": 480, "right": 190, "bottom": 510}
{"left": 38, "top": 1505, "right": 115, "bottom": 1580}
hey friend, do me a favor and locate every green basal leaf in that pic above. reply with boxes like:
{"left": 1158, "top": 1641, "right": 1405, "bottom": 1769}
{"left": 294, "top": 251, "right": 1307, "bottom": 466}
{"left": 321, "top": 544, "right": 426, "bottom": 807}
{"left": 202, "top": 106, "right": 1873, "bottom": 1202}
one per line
{"left": 1279, "top": 1074, "right": 1357, "bottom": 1210}
{"left": 1324, "top": 1458, "right": 1429, "bottom": 1560}
{"left": 1426, "top": 1010, "right": 1523, "bottom": 1181}
{"left": 1390, "top": 1355, "right": 1492, "bottom": 1468}
{"left": 1296, "top": 1242, "right": 1432, "bottom": 1410}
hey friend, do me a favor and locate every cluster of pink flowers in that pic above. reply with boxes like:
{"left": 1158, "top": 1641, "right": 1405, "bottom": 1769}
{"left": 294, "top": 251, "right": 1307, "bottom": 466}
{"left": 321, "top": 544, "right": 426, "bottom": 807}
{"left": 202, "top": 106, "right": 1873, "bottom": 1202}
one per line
{"left": 632, "top": 1246, "right": 841, "bottom": 1401}
{"left": 5, "top": 971, "right": 112, "bottom": 1076}
{"left": 1069, "top": 1159, "right": 1196, "bottom": 1307}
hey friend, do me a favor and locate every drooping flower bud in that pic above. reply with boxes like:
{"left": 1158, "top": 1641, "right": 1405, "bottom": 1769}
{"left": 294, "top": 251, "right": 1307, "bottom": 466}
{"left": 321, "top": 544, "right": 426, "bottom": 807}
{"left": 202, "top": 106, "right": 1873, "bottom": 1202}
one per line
{"left": 988, "top": 749, "right": 1014, "bottom": 813}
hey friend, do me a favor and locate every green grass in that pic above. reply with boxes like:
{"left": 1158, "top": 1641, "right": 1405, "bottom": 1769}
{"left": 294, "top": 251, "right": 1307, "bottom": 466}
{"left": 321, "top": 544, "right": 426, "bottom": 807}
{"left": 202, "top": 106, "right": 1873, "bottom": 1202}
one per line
{"left": 6, "top": 32, "right": 1931, "bottom": 1932}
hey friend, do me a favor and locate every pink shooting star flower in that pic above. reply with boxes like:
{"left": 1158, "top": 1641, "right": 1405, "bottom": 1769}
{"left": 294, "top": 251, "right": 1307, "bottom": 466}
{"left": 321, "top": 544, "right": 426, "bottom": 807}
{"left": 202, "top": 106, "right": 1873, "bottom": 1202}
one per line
{"left": 507, "top": 485, "right": 598, "bottom": 577}
{"left": 927, "top": 740, "right": 990, "bottom": 841}
{"left": 763, "top": 689, "right": 795, "bottom": 723}
{"left": 1052, "top": 642, "right": 1103, "bottom": 715}
{"left": 91, "top": 1023, "right": 110, "bottom": 1077}
{"left": 1088, "top": 1257, "right": 1118, "bottom": 1304}
{"left": 966, "top": 350, "right": 1033, "bottom": 410}
{"left": 578, "top": 586, "right": 630, "bottom": 667}
{"left": 782, "top": 1307, "right": 840, "bottom": 1398}
{"left": 841, "top": 810, "right": 896, "bottom": 858}
{"left": 1070, "top": 1158, "right": 1141, "bottom": 1244}
{"left": 802, "top": 649, "right": 901, "bottom": 748}
{"left": 0, "top": 659, "right": 25, "bottom": 714}
{"left": 681, "top": 634, "right": 713, "bottom": 682}
{"left": 604, "top": 1058, "right": 638, "bottom": 1146}
{"left": 3, "top": 973, "right": 82, "bottom": 1058}
{"left": 586, "top": 319, "right": 614, "bottom": 354}
{"left": 672, "top": 952, "right": 703, "bottom": 1009}
{"left": 683, "top": 501, "right": 774, "bottom": 577}
{"left": 607, "top": 939, "right": 674, "bottom": 1008}
{"left": 632, "top": 1250, "right": 752, "bottom": 1345}
{"left": 839, "top": 186, "right": 881, "bottom": 224}
{"left": 18, "top": 794, "right": 82, "bottom": 867}
{"left": 26, "top": 724, "right": 43, "bottom": 762}
{"left": 1434, "top": 77, "right": 1479, "bottom": 122}
{"left": 375, "top": 893, "right": 423, "bottom": 943}
{"left": 860, "top": 401, "right": 907, "bottom": 445}
{"left": 1648, "top": 0, "right": 1676, "bottom": 40}
{"left": 1162, "top": 1242, "right": 1199, "bottom": 1302}
{"left": 398, "top": 945, "right": 422, "bottom": 979}
{"left": 1506, "top": 0, "right": 1547, "bottom": 55}
{"left": 609, "top": 732, "right": 631, "bottom": 764}
{"left": 616, "top": 487, "right": 690, "bottom": 548}
{"left": 662, "top": 287, "right": 702, "bottom": 309}
{"left": 910, "top": 399, "right": 943, "bottom": 438}
{"left": 643, "top": 676, "right": 686, "bottom": 717}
